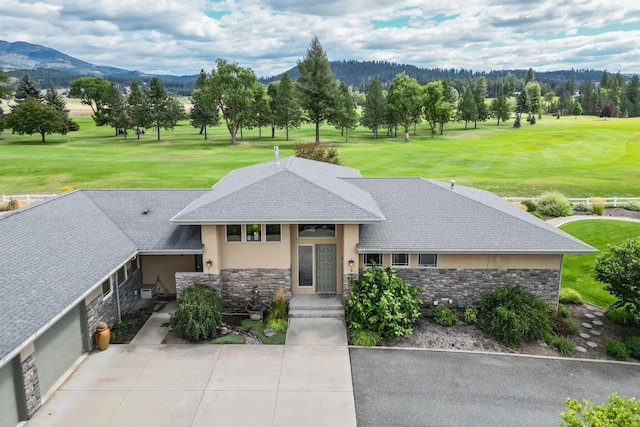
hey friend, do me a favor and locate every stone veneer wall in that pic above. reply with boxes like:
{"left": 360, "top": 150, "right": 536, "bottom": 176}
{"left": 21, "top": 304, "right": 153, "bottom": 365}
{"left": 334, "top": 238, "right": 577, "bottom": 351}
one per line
{"left": 85, "top": 269, "right": 142, "bottom": 348}
{"left": 20, "top": 354, "right": 41, "bottom": 418}
{"left": 394, "top": 268, "right": 561, "bottom": 307}
{"left": 176, "top": 269, "right": 291, "bottom": 310}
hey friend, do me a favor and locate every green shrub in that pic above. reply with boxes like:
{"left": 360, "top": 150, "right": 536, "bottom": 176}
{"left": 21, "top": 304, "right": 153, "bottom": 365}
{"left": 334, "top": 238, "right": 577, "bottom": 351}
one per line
{"left": 265, "top": 288, "right": 288, "bottom": 333}
{"left": 558, "top": 304, "right": 569, "bottom": 318}
{"left": 521, "top": 200, "right": 537, "bottom": 213}
{"left": 606, "top": 340, "right": 630, "bottom": 360}
{"left": 464, "top": 306, "right": 478, "bottom": 324}
{"left": 169, "top": 284, "right": 222, "bottom": 342}
{"left": 476, "top": 285, "right": 553, "bottom": 347}
{"left": 605, "top": 307, "right": 636, "bottom": 325}
{"left": 536, "top": 191, "right": 573, "bottom": 217}
{"left": 624, "top": 336, "right": 640, "bottom": 358}
{"left": 559, "top": 288, "right": 584, "bottom": 304}
{"left": 110, "top": 331, "right": 116, "bottom": 342}
{"left": 351, "top": 330, "right": 382, "bottom": 347}
{"left": 431, "top": 306, "right": 457, "bottom": 326}
{"left": 67, "top": 120, "right": 80, "bottom": 131}
{"left": 561, "top": 393, "right": 640, "bottom": 426}
{"left": 590, "top": 197, "right": 605, "bottom": 216}
{"left": 552, "top": 336, "right": 577, "bottom": 356}
{"left": 573, "top": 201, "right": 589, "bottom": 212}
{"left": 625, "top": 200, "right": 640, "bottom": 212}
{"left": 114, "top": 321, "right": 128, "bottom": 331}
{"left": 344, "top": 264, "right": 422, "bottom": 338}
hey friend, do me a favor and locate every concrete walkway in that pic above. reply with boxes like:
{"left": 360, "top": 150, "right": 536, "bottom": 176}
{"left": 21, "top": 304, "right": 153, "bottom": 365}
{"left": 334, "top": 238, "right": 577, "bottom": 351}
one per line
{"left": 24, "top": 310, "right": 356, "bottom": 427}
{"left": 546, "top": 214, "right": 640, "bottom": 227}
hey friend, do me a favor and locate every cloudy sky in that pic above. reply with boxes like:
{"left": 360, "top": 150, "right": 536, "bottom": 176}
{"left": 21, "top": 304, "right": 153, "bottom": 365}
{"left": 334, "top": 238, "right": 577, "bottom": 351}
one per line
{"left": 1, "top": 0, "right": 639, "bottom": 77}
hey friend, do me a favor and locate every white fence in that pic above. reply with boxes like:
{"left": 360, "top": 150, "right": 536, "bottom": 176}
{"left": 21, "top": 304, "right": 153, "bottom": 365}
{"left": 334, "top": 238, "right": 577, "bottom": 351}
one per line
{"left": 2, "top": 194, "right": 58, "bottom": 204}
{"left": 506, "top": 197, "right": 640, "bottom": 208}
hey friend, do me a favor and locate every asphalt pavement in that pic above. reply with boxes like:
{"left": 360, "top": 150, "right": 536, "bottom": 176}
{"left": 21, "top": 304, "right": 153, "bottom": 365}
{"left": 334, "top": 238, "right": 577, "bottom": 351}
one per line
{"left": 350, "top": 348, "right": 640, "bottom": 427}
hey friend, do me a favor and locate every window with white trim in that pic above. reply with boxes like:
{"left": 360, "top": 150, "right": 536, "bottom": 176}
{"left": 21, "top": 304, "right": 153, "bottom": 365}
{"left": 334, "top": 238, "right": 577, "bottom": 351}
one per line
{"left": 226, "top": 224, "right": 242, "bottom": 242}
{"left": 266, "top": 224, "right": 281, "bottom": 242}
{"left": 246, "top": 224, "right": 262, "bottom": 242}
{"left": 101, "top": 276, "right": 113, "bottom": 298}
{"left": 391, "top": 253, "right": 409, "bottom": 267}
{"left": 418, "top": 253, "right": 438, "bottom": 268}
{"left": 363, "top": 253, "right": 382, "bottom": 266}
{"left": 117, "top": 265, "right": 127, "bottom": 284}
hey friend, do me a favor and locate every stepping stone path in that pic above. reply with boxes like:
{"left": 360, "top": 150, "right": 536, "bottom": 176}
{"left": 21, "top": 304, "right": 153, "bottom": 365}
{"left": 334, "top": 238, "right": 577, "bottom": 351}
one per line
{"left": 592, "top": 320, "right": 603, "bottom": 326}
{"left": 591, "top": 330, "right": 601, "bottom": 336}
{"left": 584, "top": 313, "right": 595, "bottom": 319}
{"left": 581, "top": 322, "right": 593, "bottom": 329}
{"left": 579, "top": 333, "right": 590, "bottom": 339}
{"left": 586, "top": 341, "right": 598, "bottom": 348}
{"left": 593, "top": 311, "right": 604, "bottom": 317}
{"left": 572, "top": 308, "right": 607, "bottom": 354}
{"left": 576, "top": 346, "right": 587, "bottom": 353}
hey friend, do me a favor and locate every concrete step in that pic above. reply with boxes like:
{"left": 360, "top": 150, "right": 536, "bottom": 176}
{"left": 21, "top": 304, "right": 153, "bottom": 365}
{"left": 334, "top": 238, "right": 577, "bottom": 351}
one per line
{"left": 288, "top": 308, "right": 345, "bottom": 319}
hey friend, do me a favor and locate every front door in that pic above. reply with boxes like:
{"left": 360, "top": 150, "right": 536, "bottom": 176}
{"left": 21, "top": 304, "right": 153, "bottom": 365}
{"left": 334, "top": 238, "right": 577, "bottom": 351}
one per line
{"left": 316, "top": 244, "right": 336, "bottom": 293}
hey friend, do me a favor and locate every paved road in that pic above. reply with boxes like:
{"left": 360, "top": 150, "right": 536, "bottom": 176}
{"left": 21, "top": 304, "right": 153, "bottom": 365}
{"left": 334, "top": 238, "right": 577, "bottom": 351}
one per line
{"left": 351, "top": 348, "right": 640, "bottom": 427}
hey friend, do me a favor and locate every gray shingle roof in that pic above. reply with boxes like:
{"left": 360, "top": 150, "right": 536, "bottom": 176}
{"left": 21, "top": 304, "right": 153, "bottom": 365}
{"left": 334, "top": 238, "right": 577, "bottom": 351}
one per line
{"left": 0, "top": 191, "right": 138, "bottom": 365}
{"left": 348, "top": 178, "right": 595, "bottom": 254}
{"left": 172, "top": 156, "right": 385, "bottom": 223}
{"left": 84, "top": 190, "right": 204, "bottom": 253}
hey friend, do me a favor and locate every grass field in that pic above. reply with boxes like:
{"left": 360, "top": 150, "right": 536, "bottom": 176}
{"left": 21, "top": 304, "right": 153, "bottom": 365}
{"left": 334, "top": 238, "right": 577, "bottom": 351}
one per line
{"left": 559, "top": 220, "right": 640, "bottom": 307}
{"left": 0, "top": 113, "right": 639, "bottom": 196}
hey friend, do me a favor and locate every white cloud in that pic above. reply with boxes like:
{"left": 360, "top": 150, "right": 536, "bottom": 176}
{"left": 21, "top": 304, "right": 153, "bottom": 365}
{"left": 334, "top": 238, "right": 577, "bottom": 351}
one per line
{"left": 1, "top": 0, "right": 639, "bottom": 76}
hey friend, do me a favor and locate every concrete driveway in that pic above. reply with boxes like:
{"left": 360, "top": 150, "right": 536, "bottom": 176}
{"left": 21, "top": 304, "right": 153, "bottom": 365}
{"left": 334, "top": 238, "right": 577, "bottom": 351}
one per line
{"left": 351, "top": 348, "right": 640, "bottom": 427}
{"left": 25, "top": 318, "right": 356, "bottom": 427}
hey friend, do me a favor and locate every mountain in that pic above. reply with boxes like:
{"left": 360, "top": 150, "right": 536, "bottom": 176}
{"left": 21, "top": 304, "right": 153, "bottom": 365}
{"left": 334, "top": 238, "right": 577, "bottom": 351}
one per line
{"left": 0, "top": 40, "right": 140, "bottom": 77}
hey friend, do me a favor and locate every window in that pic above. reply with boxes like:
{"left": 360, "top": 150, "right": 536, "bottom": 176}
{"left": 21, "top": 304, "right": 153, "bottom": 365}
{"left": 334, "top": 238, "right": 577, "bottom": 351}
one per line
{"left": 117, "top": 266, "right": 126, "bottom": 284}
{"left": 363, "top": 253, "right": 382, "bottom": 266}
{"left": 226, "top": 224, "right": 242, "bottom": 242}
{"left": 419, "top": 253, "right": 438, "bottom": 268}
{"left": 298, "top": 245, "right": 313, "bottom": 287}
{"left": 266, "top": 224, "right": 281, "bottom": 242}
{"left": 246, "top": 224, "right": 262, "bottom": 242}
{"left": 298, "top": 224, "right": 336, "bottom": 238}
{"left": 101, "top": 277, "right": 112, "bottom": 298}
{"left": 391, "top": 253, "right": 409, "bottom": 267}
{"left": 127, "top": 256, "right": 139, "bottom": 274}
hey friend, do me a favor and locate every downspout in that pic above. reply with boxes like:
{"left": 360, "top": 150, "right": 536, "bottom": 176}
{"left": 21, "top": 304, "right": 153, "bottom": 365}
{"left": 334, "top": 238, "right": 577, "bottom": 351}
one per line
{"left": 115, "top": 277, "right": 122, "bottom": 321}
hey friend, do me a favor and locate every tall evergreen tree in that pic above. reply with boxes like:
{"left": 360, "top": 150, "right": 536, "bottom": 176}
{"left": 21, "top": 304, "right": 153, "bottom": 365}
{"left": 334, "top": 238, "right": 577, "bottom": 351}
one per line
{"left": 489, "top": 91, "right": 511, "bottom": 125}
{"left": 14, "top": 74, "right": 41, "bottom": 103}
{"left": 473, "top": 77, "right": 489, "bottom": 128}
{"left": 525, "top": 68, "right": 535, "bottom": 85}
{"left": 44, "top": 84, "right": 72, "bottom": 130}
{"left": 457, "top": 86, "right": 478, "bottom": 129}
{"left": 360, "top": 76, "right": 386, "bottom": 139}
{"left": 145, "top": 77, "right": 185, "bottom": 141}
{"left": 246, "top": 83, "right": 271, "bottom": 140}
{"left": 0, "top": 68, "right": 12, "bottom": 102}
{"left": 272, "top": 73, "right": 302, "bottom": 141}
{"left": 626, "top": 75, "right": 640, "bottom": 117}
{"left": 296, "top": 36, "right": 337, "bottom": 144}
{"left": 127, "top": 79, "right": 150, "bottom": 138}
{"left": 330, "top": 81, "right": 358, "bottom": 142}
{"left": 525, "top": 82, "right": 542, "bottom": 117}
{"left": 514, "top": 89, "right": 530, "bottom": 127}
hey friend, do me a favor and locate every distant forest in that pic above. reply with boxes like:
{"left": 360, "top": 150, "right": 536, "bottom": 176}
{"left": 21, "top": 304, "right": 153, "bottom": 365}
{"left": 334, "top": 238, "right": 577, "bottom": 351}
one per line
{"left": 7, "top": 60, "right": 626, "bottom": 98}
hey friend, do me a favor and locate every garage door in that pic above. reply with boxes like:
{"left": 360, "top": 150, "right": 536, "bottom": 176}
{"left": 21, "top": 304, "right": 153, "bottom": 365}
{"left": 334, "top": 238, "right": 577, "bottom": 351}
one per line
{"left": 35, "top": 305, "right": 83, "bottom": 396}
{"left": 0, "top": 361, "right": 20, "bottom": 427}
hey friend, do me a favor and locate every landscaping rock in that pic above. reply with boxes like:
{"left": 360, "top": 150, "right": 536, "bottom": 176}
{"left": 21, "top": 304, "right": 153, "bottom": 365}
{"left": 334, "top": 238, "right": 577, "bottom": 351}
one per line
{"left": 263, "top": 327, "right": 276, "bottom": 337}
{"left": 593, "top": 320, "right": 603, "bottom": 326}
{"left": 591, "top": 330, "right": 601, "bottom": 336}
{"left": 575, "top": 346, "right": 587, "bottom": 353}
{"left": 579, "top": 333, "right": 590, "bottom": 339}
{"left": 584, "top": 313, "right": 595, "bottom": 319}
{"left": 581, "top": 322, "right": 593, "bottom": 329}
{"left": 593, "top": 311, "right": 604, "bottom": 317}
{"left": 586, "top": 341, "right": 598, "bottom": 348}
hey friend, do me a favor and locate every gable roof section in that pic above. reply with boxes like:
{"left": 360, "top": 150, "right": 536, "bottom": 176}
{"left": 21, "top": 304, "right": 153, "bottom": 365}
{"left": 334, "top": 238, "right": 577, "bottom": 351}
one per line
{"left": 172, "top": 156, "right": 384, "bottom": 224}
{"left": 0, "top": 191, "right": 138, "bottom": 365}
{"left": 84, "top": 189, "right": 205, "bottom": 254}
{"left": 348, "top": 178, "right": 595, "bottom": 254}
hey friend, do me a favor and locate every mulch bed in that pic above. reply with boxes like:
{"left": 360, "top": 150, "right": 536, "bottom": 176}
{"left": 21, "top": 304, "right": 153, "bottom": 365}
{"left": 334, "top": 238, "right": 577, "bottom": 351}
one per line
{"left": 110, "top": 309, "right": 153, "bottom": 344}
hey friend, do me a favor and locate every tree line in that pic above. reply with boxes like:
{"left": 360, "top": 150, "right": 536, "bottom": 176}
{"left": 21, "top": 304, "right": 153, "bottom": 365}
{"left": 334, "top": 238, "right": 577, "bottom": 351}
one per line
{"left": 1, "top": 38, "right": 639, "bottom": 143}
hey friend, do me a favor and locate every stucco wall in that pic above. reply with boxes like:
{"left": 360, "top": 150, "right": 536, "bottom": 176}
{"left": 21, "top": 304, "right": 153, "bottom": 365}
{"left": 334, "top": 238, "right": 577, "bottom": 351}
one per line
{"left": 140, "top": 255, "right": 197, "bottom": 294}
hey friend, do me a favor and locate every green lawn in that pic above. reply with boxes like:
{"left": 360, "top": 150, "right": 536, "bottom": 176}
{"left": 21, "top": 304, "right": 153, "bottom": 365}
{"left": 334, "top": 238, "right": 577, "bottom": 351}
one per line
{"left": 560, "top": 220, "right": 640, "bottom": 307}
{"left": 0, "top": 114, "right": 639, "bottom": 196}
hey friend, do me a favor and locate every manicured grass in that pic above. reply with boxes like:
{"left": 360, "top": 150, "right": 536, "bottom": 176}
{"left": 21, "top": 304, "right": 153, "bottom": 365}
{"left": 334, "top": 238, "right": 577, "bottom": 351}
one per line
{"left": 238, "top": 319, "right": 286, "bottom": 344}
{"left": 211, "top": 333, "right": 246, "bottom": 344}
{"left": 0, "top": 114, "right": 639, "bottom": 196}
{"left": 559, "top": 220, "right": 640, "bottom": 308}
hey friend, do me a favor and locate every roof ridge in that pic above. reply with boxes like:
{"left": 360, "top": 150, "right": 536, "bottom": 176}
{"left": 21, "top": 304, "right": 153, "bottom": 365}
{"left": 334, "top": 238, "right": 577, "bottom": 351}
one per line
{"left": 80, "top": 190, "right": 140, "bottom": 250}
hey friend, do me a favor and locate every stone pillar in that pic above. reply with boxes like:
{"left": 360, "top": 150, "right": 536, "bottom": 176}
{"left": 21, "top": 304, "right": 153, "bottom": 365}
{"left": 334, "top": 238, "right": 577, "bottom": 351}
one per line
{"left": 20, "top": 349, "right": 41, "bottom": 419}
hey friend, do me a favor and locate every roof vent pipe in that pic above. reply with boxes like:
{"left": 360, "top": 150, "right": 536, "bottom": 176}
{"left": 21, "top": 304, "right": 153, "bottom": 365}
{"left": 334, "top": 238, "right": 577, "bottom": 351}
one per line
{"left": 450, "top": 180, "right": 456, "bottom": 189}
{"left": 274, "top": 146, "right": 280, "bottom": 166}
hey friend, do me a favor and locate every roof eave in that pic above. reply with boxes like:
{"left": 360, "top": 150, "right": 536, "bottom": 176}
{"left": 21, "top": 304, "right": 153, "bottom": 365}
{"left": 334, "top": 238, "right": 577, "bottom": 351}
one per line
{"left": 172, "top": 217, "right": 385, "bottom": 225}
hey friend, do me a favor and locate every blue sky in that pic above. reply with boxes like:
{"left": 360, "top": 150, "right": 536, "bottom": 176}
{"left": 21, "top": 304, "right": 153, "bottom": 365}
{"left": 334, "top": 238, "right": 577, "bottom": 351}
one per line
{"left": 0, "top": 0, "right": 638, "bottom": 77}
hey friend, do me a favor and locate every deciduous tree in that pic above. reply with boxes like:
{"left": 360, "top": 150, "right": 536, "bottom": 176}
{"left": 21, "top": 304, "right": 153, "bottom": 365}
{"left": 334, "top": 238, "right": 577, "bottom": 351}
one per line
{"left": 387, "top": 72, "right": 422, "bottom": 141}
{"left": 5, "top": 97, "right": 67, "bottom": 142}
{"left": 69, "top": 76, "right": 119, "bottom": 127}
{"left": 423, "top": 81, "right": 444, "bottom": 137}
{"left": 297, "top": 37, "right": 337, "bottom": 144}
{"left": 189, "top": 70, "right": 219, "bottom": 140}
{"left": 489, "top": 91, "right": 511, "bottom": 125}
{"left": 595, "top": 239, "right": 640, "bottom": 316}
{"left": 127, "top": 80, "right": 150, "bottom": 139}
{"left": 457, "top": 86, "right": 478, "bottom": 129}
{"left": 473, "top": 77, "right": 489, "bottom": 128}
